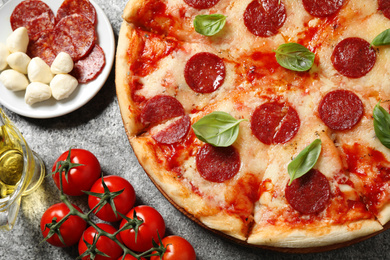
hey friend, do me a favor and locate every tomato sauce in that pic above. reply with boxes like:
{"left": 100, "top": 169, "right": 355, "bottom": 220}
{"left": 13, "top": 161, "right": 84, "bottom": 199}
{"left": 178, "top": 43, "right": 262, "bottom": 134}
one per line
{"left": 134, "top": 1, "right": 174, "bottom": 35}
{"left": 343, "top": 143, "right": 390, "bottom": 215}
{"left": 130, "top": 31, "right": 178, "bottom": 78}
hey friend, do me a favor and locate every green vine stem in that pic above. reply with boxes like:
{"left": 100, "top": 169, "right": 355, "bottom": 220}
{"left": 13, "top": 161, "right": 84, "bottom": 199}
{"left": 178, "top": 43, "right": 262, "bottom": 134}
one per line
{"left": 45, "top": 148, "right": 168, "bottom": 260}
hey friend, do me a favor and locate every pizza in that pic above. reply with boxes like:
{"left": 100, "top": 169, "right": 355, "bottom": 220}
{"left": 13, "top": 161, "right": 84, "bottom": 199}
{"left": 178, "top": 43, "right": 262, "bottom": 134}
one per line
{"left": 115, "top": 0, "right": 390, "bottom": 249}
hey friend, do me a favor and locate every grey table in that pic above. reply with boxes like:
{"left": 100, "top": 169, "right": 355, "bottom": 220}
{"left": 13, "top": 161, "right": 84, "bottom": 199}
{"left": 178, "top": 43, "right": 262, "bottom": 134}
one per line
{"left": 0, "top": 0, "right": 389, "bottom": 259}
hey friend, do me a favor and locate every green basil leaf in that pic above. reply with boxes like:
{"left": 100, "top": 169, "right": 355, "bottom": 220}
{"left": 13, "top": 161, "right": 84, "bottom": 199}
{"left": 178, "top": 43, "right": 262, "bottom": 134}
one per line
{"left": 194, "top": 14, "right": 226, "bottom": 36}
{"left": 192, "top": 111, "right": 246, "bottom": 147}
{"left": 287, "top": 139, "right": 322, "bottom": 185}
{"left": 372, "top": 29, "right": 390, "bottom": 46}
{"left": 373, "top": 102, "right": 390, "bottom": 149}
{"left": 273, "top": 43, "right": 315, "bottom": 72}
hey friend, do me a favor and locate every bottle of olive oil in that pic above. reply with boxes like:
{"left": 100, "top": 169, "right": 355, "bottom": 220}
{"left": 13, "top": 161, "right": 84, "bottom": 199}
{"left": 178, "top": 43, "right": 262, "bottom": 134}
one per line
{"left": 0, "top": 115, "right": 24, "bottom": 198}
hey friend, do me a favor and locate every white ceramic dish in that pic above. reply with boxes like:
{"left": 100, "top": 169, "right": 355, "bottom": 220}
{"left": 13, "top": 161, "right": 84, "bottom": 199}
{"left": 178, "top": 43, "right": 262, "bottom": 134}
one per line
{"left": 0, "top": 0, "right": 115, "bottom": 118}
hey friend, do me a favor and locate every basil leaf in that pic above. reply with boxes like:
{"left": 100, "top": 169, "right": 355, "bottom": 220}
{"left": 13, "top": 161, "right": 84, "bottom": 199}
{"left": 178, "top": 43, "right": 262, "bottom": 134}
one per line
{"left": 273, "top": 43, "right": 315, "bottom": 72}
{"left": 373, "top": 102, "right": 390, "bottom": 149}
{"left": 194, "top": 14, "right": 226, "bottom": 36}
{"left": 372, "top": 29, "right": 390, "bottom": 46}
{"left": 192, "top": 111, "right": 246, "bottom": 147}
{"left": 287, "top": 139, "right": 322, "bottom": 185}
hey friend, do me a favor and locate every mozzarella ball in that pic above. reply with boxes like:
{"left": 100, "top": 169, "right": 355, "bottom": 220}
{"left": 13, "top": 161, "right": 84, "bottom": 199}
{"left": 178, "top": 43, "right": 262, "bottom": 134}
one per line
{"left": 0, "top": 69, "right": 29, "bottom": 91}
{"left": 7, "top": 52, "right": 31, "bottom": 74}
{"left": 28, "top": 57, "right": 54, "bottom": 84}
{"left": 25, "top": 82, "right": 52, "bottom": 105}
{"left": 0, "top": 43, "right": 10, "bottom": 71}
{"left": 51, "top": 52, "right": 74, "bottom": 74}
{"left": 50, "top": 74, "right": 78, "bottom": 100}
{"left": 6, "top": 27, "right": 29, "bottom": 53}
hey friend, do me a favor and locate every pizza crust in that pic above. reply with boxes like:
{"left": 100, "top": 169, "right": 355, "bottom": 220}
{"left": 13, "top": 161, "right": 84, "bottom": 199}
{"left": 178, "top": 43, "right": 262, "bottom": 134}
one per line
{"left": 247, "top": 220, "right": 382, "bottom": 248}
{"left": 115, "top": 21, "right": 144, "bottom": 136}
{"left": 122, "top": 0, "right": 146, "bottom": 23}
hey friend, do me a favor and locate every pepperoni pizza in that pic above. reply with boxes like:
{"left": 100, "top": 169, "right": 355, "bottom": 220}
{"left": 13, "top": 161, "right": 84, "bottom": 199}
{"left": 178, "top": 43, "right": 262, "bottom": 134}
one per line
{"left": 116, "top": 0, "right": 390, "bottom": 249}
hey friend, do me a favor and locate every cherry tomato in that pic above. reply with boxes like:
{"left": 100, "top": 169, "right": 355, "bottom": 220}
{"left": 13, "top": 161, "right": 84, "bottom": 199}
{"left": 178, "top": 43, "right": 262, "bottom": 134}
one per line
{"left": 40, "top": 202, "right": 86, "bottom": 247}
{"left": 52, "top": 148, "right": 101, "bottom": 196}
{"left": 88, "top": 175, "right": 136, "bottom": 222}
{"left": 78, "top": 223, "right": 123, "bottom": 260}
{"left": 150, "top": 236, "right": 196, "bottom": 260}
{"left": 117, "top": 255, "right": 146, "bottom": 260}
{"left": 119, "top": 205, "right": 166, "bottom": 252}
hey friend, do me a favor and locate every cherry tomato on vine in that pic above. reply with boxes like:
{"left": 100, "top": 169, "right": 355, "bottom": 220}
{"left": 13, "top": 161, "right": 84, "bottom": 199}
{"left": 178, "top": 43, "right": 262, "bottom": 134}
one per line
{"left": 40, "top": 202, "right": 86, "bottom": 247}
{"left": 119, "top": 205, "right": 166, "bottom": 252}
{"left": 52, "top": 148, "right": 101, "bottom": 196}
{"left": 150, "top": 235, "right": 196, "bottom": 260}
{"left": 78, "top": 223, "right": 123, "bottom": 260}
{"left": 88, "top": 175, "right": 136, "bottom": 222}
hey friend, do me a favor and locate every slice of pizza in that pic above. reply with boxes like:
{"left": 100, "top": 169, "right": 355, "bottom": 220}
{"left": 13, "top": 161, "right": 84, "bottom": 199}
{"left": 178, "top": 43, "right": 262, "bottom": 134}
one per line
{"left": 247, "top": 91, "right": 382, "bottom": 248}
{"left": 129, "top": 95, "right": 266, "bottom": 241}
{"left": 116, "top": 21, "right": 248, "bottom": 136}
{"left": 334, "top": 100, "right": 390, "bottom": 226}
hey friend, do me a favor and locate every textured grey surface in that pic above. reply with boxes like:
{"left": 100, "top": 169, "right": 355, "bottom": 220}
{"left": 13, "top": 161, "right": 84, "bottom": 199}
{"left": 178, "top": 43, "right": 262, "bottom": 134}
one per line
{"left": 0, "top": 0, "right": 390, "bottom": 259}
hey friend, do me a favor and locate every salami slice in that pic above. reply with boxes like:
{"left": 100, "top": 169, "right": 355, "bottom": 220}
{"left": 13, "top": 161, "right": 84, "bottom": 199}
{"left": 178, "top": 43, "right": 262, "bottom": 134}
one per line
{"left": 183, "top": 0, "right": 220, "bottom": 9}
{"left": 318, "top": 89, "right": 364, "bottom": 131}
{"left": 331, "top": 37, "right": 376, "bottom": 78}
{"left": 25, "top": 13, "right": 55, "bottom": 41}
{"left": 196, "top": 144, "right": 240, "bottom": 183}
{"left": 251, "top": 102, "right": 300, "bottom": 145}
{"left": 55, "top": 0, "right": 97, "bottom": 26}
{"left": 27, "top": 32, "right": 56, "bottom": 66}
{"left": 152, "top": 115, "right": 191, "bottom": 144}
{"left": 379, "top": 0, "right": 390, "bottom": 20}
{"left": 285, "top": 169, "right": 331, "bottom": 215}
{"left": 52, "top": 14, "right": 96, "bottom": 61}
{"left": 184, "top": 52, "right": 225, "bottom": 94}
{"left": 243, "top": 0, "right": 286, "bottom": 37}
{"left": 302, "top": 0, "right": 345, "bottom": 17}
{"left": 71, "top": 44, "right": 105, "bottom": 83}
{"left": 10, "top": 0, "right": 55, "bottom": 41}
{"left": 140, "top": 95, "right": 185, "bottom": 125}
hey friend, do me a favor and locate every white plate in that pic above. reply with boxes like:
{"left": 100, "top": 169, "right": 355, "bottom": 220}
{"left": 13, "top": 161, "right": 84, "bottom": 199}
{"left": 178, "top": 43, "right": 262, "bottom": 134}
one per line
{"left": 0, "top": 0, "right": 115, "bottom": 118}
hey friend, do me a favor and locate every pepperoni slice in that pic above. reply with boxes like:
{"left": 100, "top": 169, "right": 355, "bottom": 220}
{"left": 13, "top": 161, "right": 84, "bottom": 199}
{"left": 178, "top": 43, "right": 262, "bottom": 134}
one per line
{"left": 379, "top": 0, "right": 390, "bottom": 20}
{"left": 71, "top": 44, "right": 105, "bottom": 83}
{"left": 184, "top": 52, "right": 225, "bottom": 94}
{"left": 196, "top": 144, "right": 240, "bottom": 183}
{"left": 285, "top": 169, "right": 331, "bottom": 215}
{"left": 140, "top": 95, "right": 185, "bottom": 125}
{"left": 318, "top": 90, "right": 364, "bottom": 131}
{"left": 243, "top": 0, "right": 286, "bottom": 37}
{"left": 152, "top": 115, "right": 191, "bottom": 144}
{"left": 55, "top": 0, "right": 97, "bottom": 25}
{"left": 251, "top": 102, "right": 300, "bottom": 145}
{"left": 27, "top": 32, "right": 56, "bottom": 66}
{"left": 331, "top": 37, "right": 376, "bottom": 78}
{"left": 25, "top": 13, "right": 55, "bottom": 41}
{"left": 302, "top": 0, "right": 344, "bottom": 17}
{"left": 52, "top": 14, "right": 96, "bottom": 61}
{"left": 10, "top": 0, "right": 55, "bottom": 41}
{"left": 183, "top": 0, "right": 220, "bottom": 9}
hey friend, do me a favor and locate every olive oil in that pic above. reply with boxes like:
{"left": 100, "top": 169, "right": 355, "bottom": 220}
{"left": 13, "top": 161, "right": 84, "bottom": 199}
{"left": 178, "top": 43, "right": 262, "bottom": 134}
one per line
{"left": 0, "top": 119, "right": 24, "bottom": 199}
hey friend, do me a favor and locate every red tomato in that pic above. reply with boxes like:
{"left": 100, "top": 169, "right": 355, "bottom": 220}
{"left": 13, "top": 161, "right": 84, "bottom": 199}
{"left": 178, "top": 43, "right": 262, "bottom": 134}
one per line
{"left": 117, "top": 255, "right": 146, "bottom": 260}
{"left": 78, "top": 223, "right": 123, "bottom": 260}
{"left": 52, "top": 148, "right": 101, "bottom": 196}
{"left": 40, "top": 202, "right": 86, "bottom": 247}
{"left": 119, "top": 205, "right": 166, "bottom": 252}
{"left": 88, "top": 175, "right": 136, "bottom": 222}
{"left": 150, "top": 236, "right": 196, "bottom": 260}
